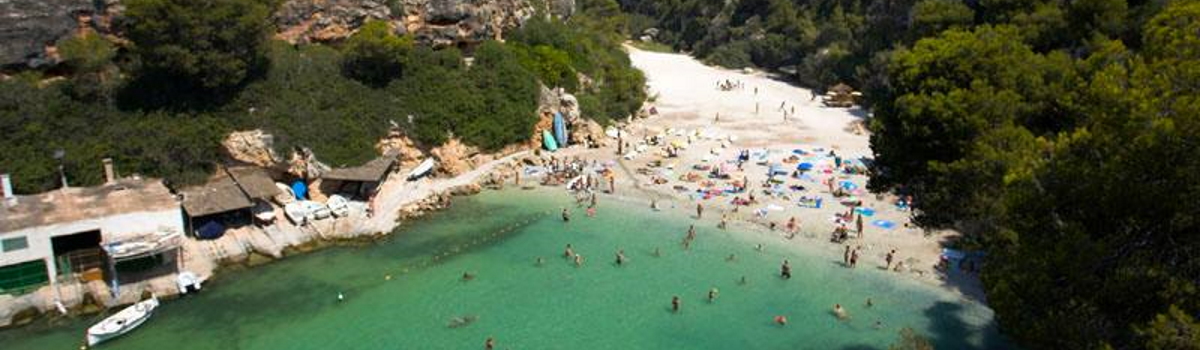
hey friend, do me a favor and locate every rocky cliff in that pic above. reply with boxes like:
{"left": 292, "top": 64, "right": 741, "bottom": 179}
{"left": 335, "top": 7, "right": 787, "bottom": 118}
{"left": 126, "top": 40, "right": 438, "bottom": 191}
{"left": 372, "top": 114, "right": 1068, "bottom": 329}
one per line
{"left": 1, "top": 0, "right": 574, "bottom": 67}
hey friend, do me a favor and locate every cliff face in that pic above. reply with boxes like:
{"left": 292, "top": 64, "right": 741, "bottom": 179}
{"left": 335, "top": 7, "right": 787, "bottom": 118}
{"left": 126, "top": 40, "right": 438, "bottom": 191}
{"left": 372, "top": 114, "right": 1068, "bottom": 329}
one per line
{"left": 274, "top": 0, "right": 548, "bottom": 47}
{"left": 1, "top": 0, "right": 574, "bottom": 68}
{"left": 0, "top": 0, "right": 116, "bottom": 68}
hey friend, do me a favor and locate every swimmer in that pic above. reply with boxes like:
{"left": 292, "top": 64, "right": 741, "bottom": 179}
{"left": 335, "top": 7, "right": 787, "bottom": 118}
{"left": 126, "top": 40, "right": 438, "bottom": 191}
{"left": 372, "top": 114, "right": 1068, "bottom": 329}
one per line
{"left": 616, "top": 250, "right": 626, "bottom": 266}
{"left": 866, "top": 298, "right": 873, "bottom": 308}
{"left": 755, "top": 244, "right": 764, "bottom": 252}
{"left": 337, "top": 292, "right": 344, "bottom": 302}
{"left": 774, "top": 315, "right": 788, "bottom": 325}
{"left": 574, "top": 254, "right": 584, "bottom": 267}
{"left": 708, "top": 288, "right": 719, "bottom": 302}
{"left": 385, "top": 274, "right": 392, "bottom": 280}
{"left": 873, "top": 320, "right": 883, "bottom": 329}
{"left": 726, "top": 253, "right": 737, "bottom": 262}
{"left": 485, "top": 336, "right": 495, "bottom": 350}
{"left": 562, "top": 208, "right": 570, "bottom": 222}
{"left": 653, "top": 247, "right": 662, "bottom": 257}
{"left": 739, "top": 276, "right": 748, "bottom": 285}
{"left": 564, "top": 244, "right": 574, "bottom": 258}
{"left": 536, "top": 257, "right": 544, "bottom": 266}
{"left": 672, "top": 296, "right": 681, "bottom": 312}
{"left": 834, "top": 304, "right": 849, "bottom": 320}
{"left": 462, "top": 272, "right": 475, "bottom": 281}
{"left": 781, "top": 259, "right": 792, "bottom": 279}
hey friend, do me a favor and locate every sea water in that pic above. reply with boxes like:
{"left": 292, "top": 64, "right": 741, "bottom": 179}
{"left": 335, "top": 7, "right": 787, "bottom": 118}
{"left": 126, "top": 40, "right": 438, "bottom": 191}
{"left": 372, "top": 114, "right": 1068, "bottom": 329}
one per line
{"left": 0, "top": 189, "right": 1012, "bottom": 349}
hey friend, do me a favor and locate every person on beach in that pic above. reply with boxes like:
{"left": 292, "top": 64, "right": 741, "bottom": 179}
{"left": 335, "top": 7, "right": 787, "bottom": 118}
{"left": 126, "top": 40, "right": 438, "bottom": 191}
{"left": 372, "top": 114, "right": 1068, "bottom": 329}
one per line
{"left": 564, "top": 244, "right": 574, "bottom": 258}
{"left": 696, "top": 203, "right": 704, "bottom": 219}
{"left": 672, "top": 296, "right": 681, "bottom": 312}
{"left": 850, "top": 247, "right": 860, "bottom": 268}
{"left": 781, "top": 259, "right": 792, "bottom": 279}
{"left": 885, "top": 249, "right": 896, "bottom": 270}
{"left": 843, "top": 245, "right": 852, "bottom": 267}
{"left": 856, "top": 214, "right": 864, "bottom": 238}
{"left": 786, "top": 217, "right": 798, "bottom": 233}
{"left": 562, "top": 208, "right": 570, "bottom": 222}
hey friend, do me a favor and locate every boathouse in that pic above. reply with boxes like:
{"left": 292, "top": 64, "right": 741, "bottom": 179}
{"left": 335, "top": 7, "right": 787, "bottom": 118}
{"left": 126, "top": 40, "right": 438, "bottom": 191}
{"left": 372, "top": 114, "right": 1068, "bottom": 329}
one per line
{"left": 181, "top": 172, "right": 254, "bottom": 239}
{"left": 320, "top": 151, "right": 397, "bottom": 200}
{"left": 0, "top": 166, "right": 184, "bottom": 294}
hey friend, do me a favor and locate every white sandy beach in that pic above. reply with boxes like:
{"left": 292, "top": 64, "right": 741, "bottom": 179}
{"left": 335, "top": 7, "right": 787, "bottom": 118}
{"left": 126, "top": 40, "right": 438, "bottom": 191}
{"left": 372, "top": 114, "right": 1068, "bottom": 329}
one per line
{"left": 552, "top": 46, "right": 984, "bottom": 301}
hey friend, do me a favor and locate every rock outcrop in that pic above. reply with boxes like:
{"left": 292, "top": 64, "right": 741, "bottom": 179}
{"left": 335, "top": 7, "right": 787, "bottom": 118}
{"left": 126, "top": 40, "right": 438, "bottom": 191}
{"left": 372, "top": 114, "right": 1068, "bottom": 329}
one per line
{"left": 0, "top": 0, "right": 116, "bottom": 67}
{"left": 375, "top": 123, "right": 426, "bottom": 169}
{"left": 429, "top": 137, "right": 478, "bottom": 177}
{"left": 3, "top": 0, "right": 575, "bottom": 67}
{"left": 222, "top": 130, "right": 280, "bottom": 167}
{"left": 273, "top": 0, "right": 572, "bottom": 47}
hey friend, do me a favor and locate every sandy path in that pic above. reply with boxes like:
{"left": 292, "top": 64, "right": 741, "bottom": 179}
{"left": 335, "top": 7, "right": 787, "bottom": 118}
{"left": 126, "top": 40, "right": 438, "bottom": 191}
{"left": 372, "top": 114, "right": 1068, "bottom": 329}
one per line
{"left": 569, "top": 46, "right": 985, "bottom": 301}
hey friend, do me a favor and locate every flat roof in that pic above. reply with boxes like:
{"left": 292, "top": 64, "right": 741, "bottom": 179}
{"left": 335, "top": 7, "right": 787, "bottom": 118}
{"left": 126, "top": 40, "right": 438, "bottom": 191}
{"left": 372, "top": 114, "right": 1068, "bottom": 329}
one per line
{"left": 181, "top": 173, "right": 253, "bottom": 217}
{"left": 0, "top": 178, "right": 179, "bottom": 233}
{"left": 322, "top": 152, "right": 397, "bottom": 182}
{"left": 226, "top": 166, "right": 280, "bottom": 200}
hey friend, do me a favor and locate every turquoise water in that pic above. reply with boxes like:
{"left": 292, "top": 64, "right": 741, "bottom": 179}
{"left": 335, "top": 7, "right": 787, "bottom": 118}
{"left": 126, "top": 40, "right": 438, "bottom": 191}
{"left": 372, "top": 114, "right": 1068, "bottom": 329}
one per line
{"left": 1, "top": 189, "right": 1011, "bottom": 349}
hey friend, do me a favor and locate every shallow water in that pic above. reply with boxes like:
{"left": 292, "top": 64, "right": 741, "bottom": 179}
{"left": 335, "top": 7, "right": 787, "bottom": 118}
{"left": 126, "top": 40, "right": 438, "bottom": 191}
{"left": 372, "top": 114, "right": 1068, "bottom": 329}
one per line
{"left": 1, "top": 189, "right": 1012, "bottom": 349}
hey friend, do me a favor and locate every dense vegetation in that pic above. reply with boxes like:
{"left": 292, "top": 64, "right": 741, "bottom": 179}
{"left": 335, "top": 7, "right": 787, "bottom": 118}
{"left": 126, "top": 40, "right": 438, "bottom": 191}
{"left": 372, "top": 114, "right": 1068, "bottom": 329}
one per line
{"left": 0, "top": 0, "right": 644, "bottom": 194}
{"left": 619, "top": 0, "right": 1199, "bottom": 348}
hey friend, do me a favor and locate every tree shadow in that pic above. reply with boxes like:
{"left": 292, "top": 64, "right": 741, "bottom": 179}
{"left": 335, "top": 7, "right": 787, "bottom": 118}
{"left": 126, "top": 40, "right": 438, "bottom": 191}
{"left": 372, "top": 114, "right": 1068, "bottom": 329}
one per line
{"left": 922, "top": 301, "right": 1016, "bottom": 349}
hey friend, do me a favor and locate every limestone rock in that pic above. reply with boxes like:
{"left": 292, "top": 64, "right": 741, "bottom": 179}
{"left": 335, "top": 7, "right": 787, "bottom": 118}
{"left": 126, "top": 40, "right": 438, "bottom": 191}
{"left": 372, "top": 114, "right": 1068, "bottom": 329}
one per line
{"left": 275, "top": 0, "right": 541, "bottom": 47}
{"left": 375, "top": 124, "right": 425, "bottom": 169}
{"left": 288, "top": 147, "right": 331, "bottom": 179}
{"left": 0, "top": 0, "right": 108, "bottom": 67}
{"left": 222, "top": 130, "right": 279, "bottom": 167}
{"left": 430, "top": 137, "right": 477, "bottom": 177}
{"left": 571, "top": 118, "right": 607, "bottom": 148}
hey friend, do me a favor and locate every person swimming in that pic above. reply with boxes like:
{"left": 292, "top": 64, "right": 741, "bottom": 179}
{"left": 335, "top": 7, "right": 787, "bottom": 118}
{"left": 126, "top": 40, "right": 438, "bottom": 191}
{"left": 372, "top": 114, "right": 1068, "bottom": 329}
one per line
{"left": 708, "top": 288, "right": 719, "bottom": 302}
{"left": 536, "top": 257, "right": 544, "bottom": 266}
{"left": 739, "top": 276, "right": 748, "bottom": 285}
{"left": 671, "top": 296, "right": 681, "bottom": 312}
{"left": 781, "top": 259, "right": 792, "bottom": 279}
{"left": 726, "top": 253, "right": 737, "bottom": 262}
{"left": 562, "top": 208, "right": 570, "bottom": 222}
{"left": 485, "top": 336, "right": 495, "bottom": 350}
{"left": 653, "top": 247, "right": 661, "bottom": 257}
{"left": 834, "top": 304, "right": 849, "bottom": 320}
{"left": 616, "top": 250, "right": 626, "bottom": 266}
{"left": 574, "top": 254, "right": 584, "bottom": 267}
{"left": 774, "top": 315, "right": 788, "bottom": 326}
{"left": 866, "top": 298, "right": 873, "bottom": 308}
{"left": 462, "top": 272, "right": 475, "bottom": 281}
{"left": 564, "top": 244, "right": 574, "bottom": 258}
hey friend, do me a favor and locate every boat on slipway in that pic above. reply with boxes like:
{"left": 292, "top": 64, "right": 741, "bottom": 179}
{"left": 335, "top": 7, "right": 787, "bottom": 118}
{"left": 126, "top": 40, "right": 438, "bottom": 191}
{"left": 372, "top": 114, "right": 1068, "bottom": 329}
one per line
{"left": 86, "top": 296, "right": 159, "bottom": 347}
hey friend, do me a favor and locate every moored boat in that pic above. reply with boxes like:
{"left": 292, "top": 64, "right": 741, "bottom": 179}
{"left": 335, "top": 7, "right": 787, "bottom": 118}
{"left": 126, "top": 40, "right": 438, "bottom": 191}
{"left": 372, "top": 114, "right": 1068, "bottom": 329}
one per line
{"left": 86, "top": 296, "right": 159, "bottom": 347}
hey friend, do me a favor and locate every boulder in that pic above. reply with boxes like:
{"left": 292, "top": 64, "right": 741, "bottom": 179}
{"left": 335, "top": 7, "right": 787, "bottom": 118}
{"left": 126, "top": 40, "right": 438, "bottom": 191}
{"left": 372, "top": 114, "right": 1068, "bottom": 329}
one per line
{"left": 222, "top": 130, "right": 279, "bottom": 167}
{"left": 275, "top": 0, "right": 536, "bottom": 47}
{"left": 430, "top": 137, "right": 477, "bottom": 177}
{"left": 571, "top": 118, "right": 608, "bottom": 148}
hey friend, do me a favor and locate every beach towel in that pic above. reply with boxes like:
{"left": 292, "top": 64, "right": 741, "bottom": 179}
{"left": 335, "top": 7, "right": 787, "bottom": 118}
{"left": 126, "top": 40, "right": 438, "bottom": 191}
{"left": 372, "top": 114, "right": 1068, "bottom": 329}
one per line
{"left": 871, "top": 220, "right": 897, "bottom": 229}
{"left": 839, "top": 181, "right": 858, "bottom": 191}
{"left": 854, "top": 207, "right": 876, "bottom": 217}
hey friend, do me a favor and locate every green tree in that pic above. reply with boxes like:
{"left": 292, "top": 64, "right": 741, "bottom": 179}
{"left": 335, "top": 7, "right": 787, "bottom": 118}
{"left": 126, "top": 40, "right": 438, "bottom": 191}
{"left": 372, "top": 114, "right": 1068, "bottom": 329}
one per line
{"left": 124, "top": 0, "right": 272, "bottom": 90}
{"left": 57, "top": 32, "right": 118, "bottom": 101}
{"left": 342, "top": 21, "right": 414, "bottom": 87}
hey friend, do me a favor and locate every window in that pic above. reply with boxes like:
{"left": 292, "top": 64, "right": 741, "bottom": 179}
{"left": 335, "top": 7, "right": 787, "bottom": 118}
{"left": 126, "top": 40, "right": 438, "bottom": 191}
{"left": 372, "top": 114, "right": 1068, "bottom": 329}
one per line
{"left": 2, "top": 236, "right": 29, "bottom": 252}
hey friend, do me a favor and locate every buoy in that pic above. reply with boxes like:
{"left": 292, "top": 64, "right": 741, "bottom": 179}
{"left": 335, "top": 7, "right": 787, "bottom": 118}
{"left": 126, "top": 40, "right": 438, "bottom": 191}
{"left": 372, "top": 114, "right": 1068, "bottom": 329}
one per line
{"left": 337, "top": 292, "right": 345, "bottom": 301}
{"left": 385, "top": 275, "right": 392, "bottom": 280}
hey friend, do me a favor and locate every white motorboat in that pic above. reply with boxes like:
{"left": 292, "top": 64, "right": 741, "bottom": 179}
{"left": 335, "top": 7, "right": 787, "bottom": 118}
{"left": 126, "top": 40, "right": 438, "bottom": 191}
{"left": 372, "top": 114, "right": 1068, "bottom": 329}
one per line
{"left": 86, "top": 296, "right": 159, "bottom": 347}
{"left": 407, "top": 158, "right": 436, "bottom": 180}
{"left": 326, "top": 195, "right": 350, "bottom": 218}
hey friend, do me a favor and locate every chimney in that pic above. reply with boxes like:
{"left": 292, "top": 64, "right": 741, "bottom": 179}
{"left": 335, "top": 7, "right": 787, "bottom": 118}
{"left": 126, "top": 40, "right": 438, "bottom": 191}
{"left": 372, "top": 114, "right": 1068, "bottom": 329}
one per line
{"left": 103, "top": 158, "right": 116, "bottom": 184}
{"left": 2, "top": 174, "right": 15, "bottom": 206}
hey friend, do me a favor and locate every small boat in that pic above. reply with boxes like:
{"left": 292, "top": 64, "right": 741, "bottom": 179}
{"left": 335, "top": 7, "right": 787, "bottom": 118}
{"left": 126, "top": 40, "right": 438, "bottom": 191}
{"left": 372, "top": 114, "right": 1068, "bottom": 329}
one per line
{"left": 326, "top": 195, "right": 350, "bottom": 218}
{"left": 408, "top": 158, "right": 436, "bottom": 180}
{"left": 86, "top": 296, "right": 159, "bottom": 347}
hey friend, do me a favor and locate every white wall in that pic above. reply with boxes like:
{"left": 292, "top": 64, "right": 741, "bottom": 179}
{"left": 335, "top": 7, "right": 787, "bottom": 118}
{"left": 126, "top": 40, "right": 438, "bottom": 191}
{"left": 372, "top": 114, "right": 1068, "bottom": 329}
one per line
{"left": 0, "top": 208, "right": 183, "bottom": 281}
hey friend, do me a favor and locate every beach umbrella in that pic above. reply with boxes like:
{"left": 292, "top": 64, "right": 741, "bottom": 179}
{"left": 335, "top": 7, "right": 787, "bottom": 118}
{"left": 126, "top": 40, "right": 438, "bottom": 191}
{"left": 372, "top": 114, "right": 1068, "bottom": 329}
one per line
{"left": 797, "top": 162, "right": 814, "bottom": 171}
